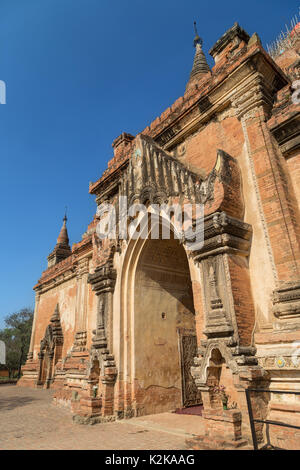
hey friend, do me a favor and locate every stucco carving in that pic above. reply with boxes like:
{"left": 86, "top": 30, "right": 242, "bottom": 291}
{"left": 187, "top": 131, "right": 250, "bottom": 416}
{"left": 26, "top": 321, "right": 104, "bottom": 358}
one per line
{"left": 40, "top": 304, "right": 63, "bottom": 354}
{"left": 99, "top": 135, "right": 239, "bottom": 214}
{"left": 203, "top": 256, "right": 234, "bottom": 339}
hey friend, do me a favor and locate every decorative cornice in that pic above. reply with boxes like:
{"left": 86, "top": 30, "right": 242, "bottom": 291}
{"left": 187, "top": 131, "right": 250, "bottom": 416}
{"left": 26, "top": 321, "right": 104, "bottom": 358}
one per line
{"left": 89, "top": 160, "right": 129, "bottom": 197}
{"left": 112, "top": 132, "right": 134, "bottom": 150}
{"left": 88, "top": 262, "right": 117, "bottom": 295}
{"left": 272, "top": 281, "right": 300, "bottom": 320}
{"left": 34, "top": 242, "right": 93, "bottom": 294}
{"left": 34, "top": 257, "right": 77, "bottom": 294}
{"left": 209, "top": 23, "right": 250, "bottom": 59}
{"left": 232, "top": 73, "right": 274, "bottom": 120}
{"left": 75, "top": 257, "right": 90, "bottom": 278}
{"left": 191, "top": 212, "right": 252, "bottom": 262}
{"left": 269, "top": 112, "right": 300, "bottom": 156}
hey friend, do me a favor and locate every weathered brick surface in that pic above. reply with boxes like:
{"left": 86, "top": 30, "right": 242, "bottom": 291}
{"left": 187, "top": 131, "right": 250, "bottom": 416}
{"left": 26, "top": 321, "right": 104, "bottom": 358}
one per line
{"left": 18, "top": 22, "right": 300, "bottom": 449}
{"left": 227, "top": 254, "right": 255, "bottom": 346}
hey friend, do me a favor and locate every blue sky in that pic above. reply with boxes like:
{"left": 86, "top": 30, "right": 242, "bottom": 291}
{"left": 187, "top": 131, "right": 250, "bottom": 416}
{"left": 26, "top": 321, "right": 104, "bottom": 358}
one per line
{"left": 0, "top": 0, "right": 298, "bottom": 327}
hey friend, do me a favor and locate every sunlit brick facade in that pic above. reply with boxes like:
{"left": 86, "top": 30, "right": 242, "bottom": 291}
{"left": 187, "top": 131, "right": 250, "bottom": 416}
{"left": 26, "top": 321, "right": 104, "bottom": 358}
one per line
{"left": 19, "top": 23, "right": 300, "bottom": 449}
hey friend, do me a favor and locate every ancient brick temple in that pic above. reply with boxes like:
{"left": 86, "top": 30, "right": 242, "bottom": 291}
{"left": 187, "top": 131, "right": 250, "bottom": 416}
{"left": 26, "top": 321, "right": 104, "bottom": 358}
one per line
{"left": 19, "top": 22, "right": 300, "bottom": 449}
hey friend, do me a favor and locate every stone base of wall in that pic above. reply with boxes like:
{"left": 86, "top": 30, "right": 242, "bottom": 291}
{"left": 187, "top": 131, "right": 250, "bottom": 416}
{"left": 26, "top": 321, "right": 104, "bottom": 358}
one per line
{"left": 72, "top": 414, "right": 116, "bottom": 425}
{"left": 186, "top": 435, "right": 250, "bottom": 450}
{"left": 53, "top": 388, "right": 72, "bottom": 408}
{"left": 186, "top": 408, "right": 249, "bottom": 450}
{"left": 17, "top": 360, "right": 39, "bottom": 388}
{"left": 266, "top": 403, "right": 300, "bottom": 450}
{"left": 17, "top": 378, "right": 36, "bottom": 388}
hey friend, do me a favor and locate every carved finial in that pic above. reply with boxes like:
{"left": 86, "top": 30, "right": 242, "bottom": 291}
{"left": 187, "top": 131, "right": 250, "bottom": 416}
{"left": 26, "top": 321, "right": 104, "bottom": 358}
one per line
{"left": 63, "top": 206, "right": 67, "bottom": 223}
{"left": 186, "top": 21, "right": 210, "bottom": 89}
{"left": 50, "top": 303, "right": 60, "bottom": 322}
{"left": 193, "top": 21, "right": 203, "bottom": 47}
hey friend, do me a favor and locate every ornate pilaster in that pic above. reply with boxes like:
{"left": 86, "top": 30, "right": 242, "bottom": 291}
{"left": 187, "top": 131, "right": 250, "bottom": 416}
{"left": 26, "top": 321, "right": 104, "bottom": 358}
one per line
{"left": 204, "top": 257, "right": 233, "bottom": 338}
{"left": 87, "top": 261, "right": 118, "bottom": 416}
{"left": 73, "top": 257, "right": 90, "bottom": 352}
{"left": 45, "top": 351, "right": 55, "bottom": 388}
{"left": 190, "top": 211, "right": 267, "bottom": 443}
{"left": 191, "top": 211, "right": 253, "bottom": 347}
{"left": 88, "top": 261, "right": 117, "bottom": 350}
{"left": 36, "top": 351, "right": 44, "bottom": 386}
{"left": 50, "top": 304, "right": 64, "bottom": 345}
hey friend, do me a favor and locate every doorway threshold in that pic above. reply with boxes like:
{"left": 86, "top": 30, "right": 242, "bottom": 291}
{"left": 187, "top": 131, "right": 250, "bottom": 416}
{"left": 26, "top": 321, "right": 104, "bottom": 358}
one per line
{"left": 119, "top": 411, "right": 205, "bottom": 439}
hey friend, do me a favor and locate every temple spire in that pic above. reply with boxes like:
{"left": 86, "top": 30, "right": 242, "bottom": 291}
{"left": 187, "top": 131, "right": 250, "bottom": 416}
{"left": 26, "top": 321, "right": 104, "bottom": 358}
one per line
{"left": 186, "top": 22, "right": 211, "bottom": 90}
{"left": 47, "top": 212, "right": 72, "bottom": 268}
{"left": 57, "top": 211, "right": 69, "bottom": 245}
{"left": 193, "top": 21, "right": 202, "bottom": 47}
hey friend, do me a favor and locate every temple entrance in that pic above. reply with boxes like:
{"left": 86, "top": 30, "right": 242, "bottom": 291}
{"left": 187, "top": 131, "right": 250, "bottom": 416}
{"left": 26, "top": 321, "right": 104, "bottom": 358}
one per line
{"left": 133, "top": 236, "right": 201, "bottom": 416}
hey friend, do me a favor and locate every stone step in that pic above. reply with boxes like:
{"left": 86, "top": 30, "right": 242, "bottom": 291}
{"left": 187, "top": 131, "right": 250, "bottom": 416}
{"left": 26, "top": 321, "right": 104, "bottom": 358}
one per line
{"left": 186, "top": 435, "right": 251, "bottom": 450}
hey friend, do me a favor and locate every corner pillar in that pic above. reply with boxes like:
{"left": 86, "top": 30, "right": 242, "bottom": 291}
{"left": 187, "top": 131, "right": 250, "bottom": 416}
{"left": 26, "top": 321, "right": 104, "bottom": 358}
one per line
{"left": 233, "top": 75, "right": 300, "bottom": 325}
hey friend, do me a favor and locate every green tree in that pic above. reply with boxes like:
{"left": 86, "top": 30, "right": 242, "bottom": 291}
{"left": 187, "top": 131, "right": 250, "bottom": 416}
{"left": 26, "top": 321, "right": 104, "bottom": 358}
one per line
{"left": 0, "top": 308, "right": 33, "bottom": 378}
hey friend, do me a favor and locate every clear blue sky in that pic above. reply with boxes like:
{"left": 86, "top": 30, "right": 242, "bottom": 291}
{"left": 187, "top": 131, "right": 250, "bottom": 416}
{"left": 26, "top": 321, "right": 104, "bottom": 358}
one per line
{"left": 0, "top": 0, "right": 298, "bottom": 327}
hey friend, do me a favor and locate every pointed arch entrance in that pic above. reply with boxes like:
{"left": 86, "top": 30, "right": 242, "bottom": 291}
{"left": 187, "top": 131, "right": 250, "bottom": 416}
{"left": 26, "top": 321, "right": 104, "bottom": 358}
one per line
{"left": 37, "top": 304, "right": 63, "bottom": 388}
{"left": 123, "top": 228, "right": 202, "bottom": 417}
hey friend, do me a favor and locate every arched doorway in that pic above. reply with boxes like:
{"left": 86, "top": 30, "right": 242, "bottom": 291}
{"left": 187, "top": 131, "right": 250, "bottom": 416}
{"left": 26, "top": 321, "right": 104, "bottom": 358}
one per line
{"left": 37, "top": 304, "right": 63, "bottom": 389}
{"left": 132, "top": 235, "right": 202, "bottom": 416}
{"left": 37, "top": 325, "right": 55, "bottom": 388}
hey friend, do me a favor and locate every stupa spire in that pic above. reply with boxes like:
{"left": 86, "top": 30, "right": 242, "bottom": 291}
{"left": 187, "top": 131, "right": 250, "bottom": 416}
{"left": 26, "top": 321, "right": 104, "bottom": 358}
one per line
{"left": 47, "top": 211, "right": 72, "bottom": 268}
{"left": 193, "top": 21, "right": 202, "bottom": 47}
{"left": 186, "top": 22, "right": 211, "bottom": 90}
{"left": 57, "top": 210, "right": 69, "bottom": 245}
